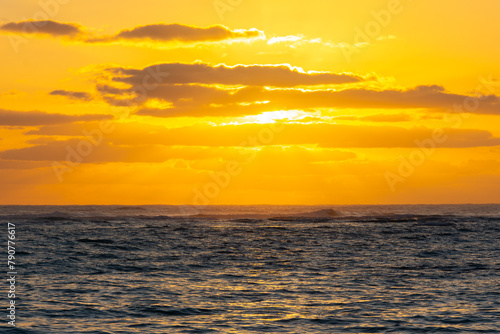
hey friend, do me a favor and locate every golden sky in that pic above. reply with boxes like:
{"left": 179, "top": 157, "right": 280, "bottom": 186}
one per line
{"left": 1, "top": 0, "right": 499, "bottom": 204}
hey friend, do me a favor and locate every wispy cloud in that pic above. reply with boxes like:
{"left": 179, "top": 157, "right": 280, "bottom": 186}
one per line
{"left": 0, "top": 20, "right": 83, "bottom": 37}
{"left": 49, "top": 90, "right": 93, "bottom": 101}
{"left": 0, "top": 109, "right": 111, "bottom": 126}
{"left": 21, "top": 121, "right": 500, "bottom": 149}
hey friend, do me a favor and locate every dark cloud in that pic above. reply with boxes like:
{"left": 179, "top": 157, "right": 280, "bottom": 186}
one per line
{"left": 0, "top": 109, "right": 112, "bottom": 126}
{"left": 49, "top": 90, "right": 93, "bottom": 101}
{"left": 0, "top": 21, "right": 261, "bottom": 45}
{"left": 109, "top": 23, "right": 263, "bottom": 43}
{"left": 104, "top": 84, "right": 499, "bottom": 117}
{"left": 109, "top": 62, "right": 364, "bottom": 87}
{"left": 248, "top": 85, "right": 499, "bottom": 112}
{"left": 0, "top": 20, "right": 83, "bottom": 37}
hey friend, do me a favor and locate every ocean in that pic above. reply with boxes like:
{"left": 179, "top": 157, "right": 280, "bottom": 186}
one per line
{"left": 1, "top": 204, "right": 499, "bottom": 333}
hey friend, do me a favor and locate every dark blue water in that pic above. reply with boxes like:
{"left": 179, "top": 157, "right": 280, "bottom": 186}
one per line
{"left": 1, "top": 205, "right": 500, "bottom": 333}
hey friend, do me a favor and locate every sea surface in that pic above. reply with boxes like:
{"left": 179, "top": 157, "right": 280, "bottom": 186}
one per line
{"left": 1, "top": 204, "right": 499, "bottom": 333}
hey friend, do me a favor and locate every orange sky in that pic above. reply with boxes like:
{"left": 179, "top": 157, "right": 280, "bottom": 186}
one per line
{"left": 0, "top": 0, "right": 499, "bottom": 204}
